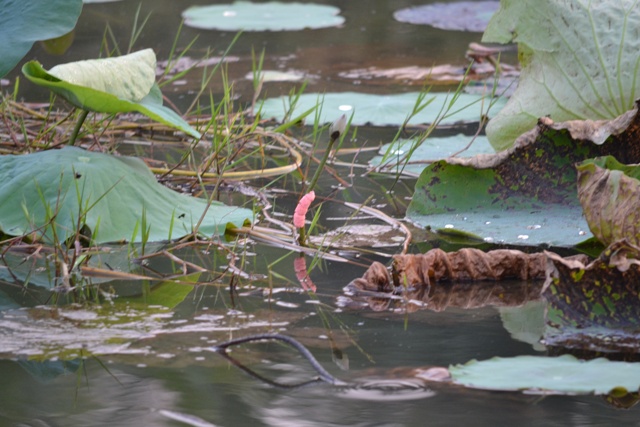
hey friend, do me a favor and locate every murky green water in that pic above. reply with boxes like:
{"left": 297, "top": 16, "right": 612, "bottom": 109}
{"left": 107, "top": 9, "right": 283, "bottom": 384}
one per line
{"left": 2, "top": 1, "right": 640, "bottom": 426}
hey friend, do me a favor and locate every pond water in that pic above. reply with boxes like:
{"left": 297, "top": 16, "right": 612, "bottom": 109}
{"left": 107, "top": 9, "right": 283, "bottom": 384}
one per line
{"left": 2, "top": 0, "right": 640, "bottom": 426}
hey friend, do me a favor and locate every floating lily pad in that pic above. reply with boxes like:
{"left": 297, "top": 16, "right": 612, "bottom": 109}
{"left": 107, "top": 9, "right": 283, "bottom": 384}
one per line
{"left": 407, "top": 124, "right": 599, "bottom": 246}
{"left": 407, "top": 162, "right": 590, "bottom": 246}
{"left": 370, "top": 134, "right": 495, "bottom": 176}
{"left": 182, "top": 2, "right": 344, "bottom": 32}
{"left": 0, "top": 147, "right": 252, "bottom": 243}
{"left": 407, "top": 103, "right": 640, "bottom": 247}
{"left": 450, "top": 354, "right": 640, "bottom": 395}
{"left": 394, "top": 2, "right": 500, "bottom": 32}
{"left": 259, "top": 92, "right": 505, "bottom": 127}
{"left": 0, "top": 0, "right": 82, "bottom": 77}
{"left": 483, "top": 0, "right": 640, "bottom": 150}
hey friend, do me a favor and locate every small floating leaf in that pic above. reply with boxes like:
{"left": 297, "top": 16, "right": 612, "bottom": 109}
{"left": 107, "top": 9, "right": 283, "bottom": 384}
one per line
{"left": 260, "top": 92, "right": 505, "bottom": 127}
{"left": 182, "top": 2, "right": 344, "bottom": 31}
{"left": 394, "top": 1, "right": 499, "bottom": 32}
{"left": 450, "top": 354, "right": 640, "bottom": 395}
{"left": 0, "top": 147, "right": 252, "bottom": 243}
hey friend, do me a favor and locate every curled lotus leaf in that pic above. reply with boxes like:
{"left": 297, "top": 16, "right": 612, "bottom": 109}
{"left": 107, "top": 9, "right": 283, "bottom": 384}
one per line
{"left": 342, "top": 248, "right": 579, "bottom": 312}
{"left": 47, "top": 48, "right": 156, "bottom": 102}
{"left": 577, "top": 156, "right": 640, "bottom": 247}
{"left": 22, "top": 51, "right": 201, "bottom": 139}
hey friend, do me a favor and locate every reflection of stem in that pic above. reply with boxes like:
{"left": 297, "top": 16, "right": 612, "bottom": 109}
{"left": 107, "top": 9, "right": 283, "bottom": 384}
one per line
{"left": 68, "top": 109, "right": 89, "bottom": 146}
{"left": 216, "top": 350, "right": 326, "bottom": 389}
{"left": 211, "top": 333, "right": 348, "bottom": 386}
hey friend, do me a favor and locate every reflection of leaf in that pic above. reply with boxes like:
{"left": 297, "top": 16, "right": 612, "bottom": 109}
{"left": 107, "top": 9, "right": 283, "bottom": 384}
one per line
{"left": 260, "top": 92, "right": 505, "bottom": 127}
{"left": 577, "top": 156, "right": 640, "bottom": 246}
{"left": 543, "top": 242, "right": 640, "bottom": 353}
{"left": 394, "top": 1, "right": 499, "bottom": 32}
{"left": 407, "top": 106, "right": 640, "bottom": 246}
{"left": 39, "top": 30, "right": 76, "bottom": 56}
{"left": 0, "top": 0, "right": 82, "bottom": 77}
{"left": 182, "top": 2, "right": 344, "bottom": 31}
{"left": 22, "top": 52, "right": 201, "bottom": 139}
{"left": 450, "top": 354, "right": 640, "bottom": 395}
{"left": 499, "top": 300, "right": 546, "bottom": 351}
{"left": 0, "top": 147, "right": 252, "bottom": 243}
{"left": 483, "top": 1, "right": 640, "bottom": 150}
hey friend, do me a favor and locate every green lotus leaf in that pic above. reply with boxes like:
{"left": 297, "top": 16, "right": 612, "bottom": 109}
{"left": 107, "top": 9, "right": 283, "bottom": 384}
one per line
{"left": 0, "top": 147, "right": 252, "bottom": 243}
{"left": 0, "top": 0, "right": 82, "bottom": 78}
{"left": 260, "top": 92, "right": 505, "bottom": 127}
{"left": 407, "top": 162, "right": 590, "bottom": 246}
{"left": 577, "top": 156, "right": 640, "bottom": 246}
{"left": 182, "top": 1, "right": 344, "bottom": 31}
{"left": 370, "top": 134, "right": 495, "bottom": 176}
{"left": 22, "top": 52, "right": 201, "bottom": 139}
{"left": 406, "top": 123, "right": 607, "bottom": 247}
{"left": 407, "top": 104, "right": 640, "bottom": 246}
{"left": 450, "top": 354, "right": 640, "bottom": 395}
{"left": 483, "top": 0, "right": 640, "bottom": 151}
{"left": 48, "top": 48, "right": 155, "bottom": 102}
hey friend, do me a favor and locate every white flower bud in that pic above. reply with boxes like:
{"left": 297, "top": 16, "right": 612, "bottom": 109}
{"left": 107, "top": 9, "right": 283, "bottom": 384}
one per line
{"left": 330, "top": 114, "right": 347, "bottom": 141}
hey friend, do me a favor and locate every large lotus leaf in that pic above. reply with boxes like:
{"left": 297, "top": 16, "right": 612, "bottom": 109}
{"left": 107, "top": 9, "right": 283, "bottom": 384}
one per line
{"left": 407, "top": 106, "right": 640, "bottom": 246}
{"left": 450, "top": 354, "right": 640, "bottom": 394}
{"left": 370, "top": 134, "right": 495, "bottom": 176}
{"left": 0, "top": 0, "right": 82, "bottom": 78}
{"left": 260, "top": 92, "right": 506, "bottom": 127}
{"left": 22, "top": 54, "right": 201, "bottom": 139}
{"left": 577, "top": 156, "right": 640, "bottom": 246}
{"left": 483, "top": 0, "right": 640, "bottom": 151}
{"left": 182, "top": 2, "right": 344, "bottom": 31}
{"left": 543, "top": 244, "right": 640, "bottom": 353}
{"left": 394, "top": 1, "right": 499, "bottom": 32}
{"left": 0, "top": 147, "right": 252, "bottom": 243}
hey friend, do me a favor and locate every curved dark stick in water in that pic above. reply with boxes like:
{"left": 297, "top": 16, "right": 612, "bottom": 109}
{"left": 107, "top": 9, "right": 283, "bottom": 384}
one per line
{"left": 210, "top": 333, "right": 348, "bottom": 387}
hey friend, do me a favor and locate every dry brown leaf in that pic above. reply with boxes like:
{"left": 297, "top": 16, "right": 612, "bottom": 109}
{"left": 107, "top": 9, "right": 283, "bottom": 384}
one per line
{"left": 345, "top": 248, "right": 589, "bottom": 312}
